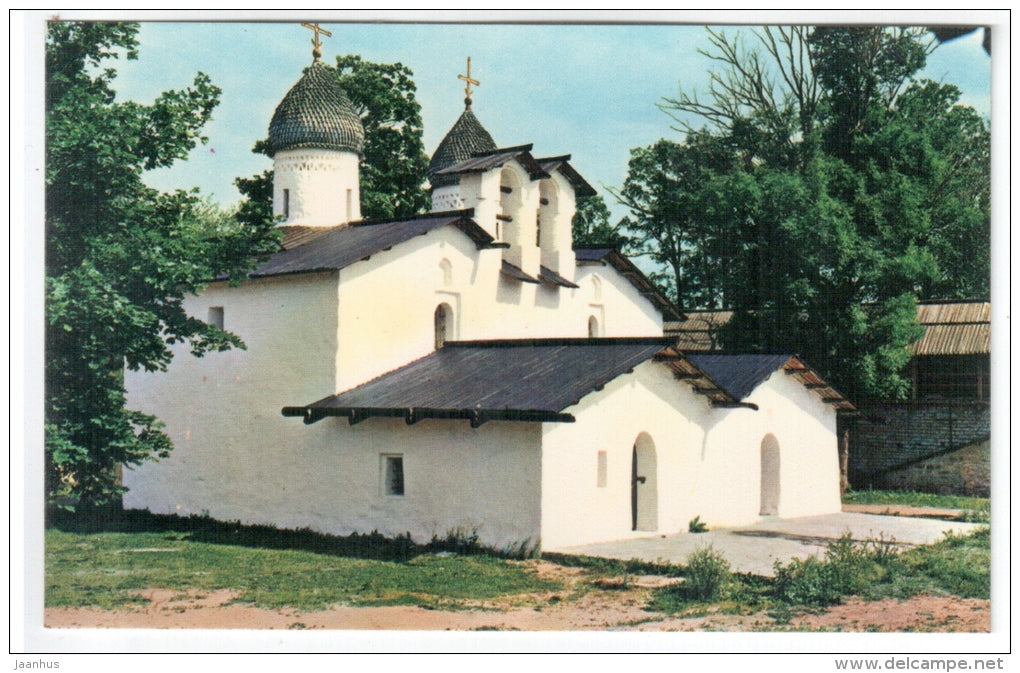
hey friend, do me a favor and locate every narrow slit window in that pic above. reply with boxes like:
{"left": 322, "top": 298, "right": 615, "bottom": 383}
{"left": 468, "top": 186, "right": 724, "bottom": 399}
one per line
{"left": 282, "top": 189, "right": 290, "bottom": 218}
{"left": 597, "top": 451, "right": 607, "bottom": 488}
{"left": 208, "top": 306, "right": 224, "bottom": 330}
{"left": 382, "top": 455, "right": 404, "bottom": 496}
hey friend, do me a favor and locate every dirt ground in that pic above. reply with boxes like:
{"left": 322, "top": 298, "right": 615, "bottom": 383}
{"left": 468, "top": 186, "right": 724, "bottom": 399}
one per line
{"left": 44, "top": 561, "right": 989, "bottom": 632}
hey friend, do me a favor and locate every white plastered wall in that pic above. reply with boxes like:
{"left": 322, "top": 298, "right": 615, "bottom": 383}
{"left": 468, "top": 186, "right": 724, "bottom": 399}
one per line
{"left": 123, "top": 272, "right": 344, "bottom": 529}
{"left": 123, "top": 225, "right": 667, "bottom": 540}
{"left": 273, "top": 148, "right": 361, "bottom": 226}
{"left": 305, "top": 418, "right": 542, "bottom": 549}
{"left": 540, "top": 361, "right": 841, "bottom": 549}
{"left": 334, "top": 225, "right": 662, "bottom": 391}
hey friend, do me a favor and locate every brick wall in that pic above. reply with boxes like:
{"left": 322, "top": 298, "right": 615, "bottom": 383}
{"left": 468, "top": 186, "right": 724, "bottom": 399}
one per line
{"left": 846, "top": 401, "right": 990, "bottom": 495}
{"left": 878, "top": 440, "right": 989, "bottom": 497}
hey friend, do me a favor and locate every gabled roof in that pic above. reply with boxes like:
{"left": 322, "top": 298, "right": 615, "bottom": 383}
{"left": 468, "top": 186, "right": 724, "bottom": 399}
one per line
{"left": 254, "top": 210, "right": 492, "bottom": 279}
{"left": 536, "top": 155, "right": 597, "bottom": 197}
{"left": 676, "top": 353, "right": 856, "bottom": 412}
{"left": 281, "top": 338, "right": 854, "bottom": 426}
{"left": 283, "top": 338, "right": 676, "bottom": 426}
{"left": 574, "top": 246, "right": 682, "bottom": 321}
{"left": 436, "top": 144, "right": 550, "bottom": 181}
{"left": 687, "top": 354, "right": 801, "bottom": 401}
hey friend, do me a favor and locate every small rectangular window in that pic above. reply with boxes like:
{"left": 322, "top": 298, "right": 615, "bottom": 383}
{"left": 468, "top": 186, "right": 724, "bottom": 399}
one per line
{"left": 382, "top": 454, "right": 404, "bottom": 496}
{"left": 597, "top": 451, "right": 607, "bottom": 488}
{"left": 208, "top": 306, "right": 224, "bottom": 329}
{"left": 282, "top": 188, "right": 290, "bottom": 218}
{"left": 346, "top": 188, "right": 353, "bottom": 222}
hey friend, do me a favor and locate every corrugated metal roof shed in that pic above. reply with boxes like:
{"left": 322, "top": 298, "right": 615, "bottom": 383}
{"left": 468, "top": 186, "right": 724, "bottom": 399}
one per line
{"left": 254, "top": 211, "right": 492, "bottom": 278}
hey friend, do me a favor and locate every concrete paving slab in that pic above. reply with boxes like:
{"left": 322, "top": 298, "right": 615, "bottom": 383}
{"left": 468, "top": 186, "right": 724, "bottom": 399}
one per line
{"left": 551, "top": 513, "right": 986, "bottom": 577}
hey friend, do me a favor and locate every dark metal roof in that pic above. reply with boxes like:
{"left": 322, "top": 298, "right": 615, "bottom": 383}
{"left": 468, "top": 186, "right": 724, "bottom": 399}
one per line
{"left": 501, "top": 260, "right": 540, "bottom": 284}
{"left": 684, "top": 353, "right": 855, "bottom": 412}
{"left": 686, "top": 354, "right": 797, "bottom": 401}
{"left": 436, "top": 144, "right": 550, "bottom": 181}
{"left": 255, "top": 211, "right": 492, "bottom": 278}
{"left": 574, "top": 247, "right": 614, "bottom": 262}
{"left": 573, "top": 246, "right": 682, "bottom": 321}
{"left": 268, "top": 62, "right": 365, "bottom": 156}
{"left": 283, "top": 338, "right": 677, "bottom": 426}
{"left": 539, "top": 265, "right": 580, "bottom": 289}
{"left": 537, "top": 155, "right": 597, "bottom": 197}
{"left": 428, "top": 108, "right": 498, "bottom": 189}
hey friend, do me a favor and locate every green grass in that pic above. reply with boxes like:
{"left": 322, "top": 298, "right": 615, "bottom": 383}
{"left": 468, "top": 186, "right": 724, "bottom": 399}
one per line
{"left": 842, "top": 489, "right": 989, "bottom": 513}
{"left": 647, "top": 527, "right": 990, "bottom": 615}
{"left": 45, "top": 511, "right": 560, "bottom": 611}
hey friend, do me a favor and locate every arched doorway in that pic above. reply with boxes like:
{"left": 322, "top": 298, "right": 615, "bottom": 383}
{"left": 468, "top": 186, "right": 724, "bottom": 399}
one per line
{"left": 434, "top": 303, "right": 452, "bottom": 349}
{"left": 760, "top": 434, "right": 781, "bottom": 516}
{"left": 631, "top": 433, "right": 658, "bottom": 531}
{"left": 588, "top": 315, "right": 600, "bottom": 338}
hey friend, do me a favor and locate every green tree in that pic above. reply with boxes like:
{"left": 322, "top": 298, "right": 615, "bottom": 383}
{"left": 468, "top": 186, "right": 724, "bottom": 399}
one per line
{"left": 335, "top": 55, "right": 431, "bottom": 219}
{"left": 571, "top": 194, "right": 629, "bottom": 248}
{"left": 609, "top": 134, "right": 735, "bottom": 309}
{"left": 641, "top": 25, "right": 989, "bottom": 402}
{"left": 45, "top": 22, "right": 280, "bottom": 510}
{"left": 238, "top": 56, "right": 431, "bottom": 222}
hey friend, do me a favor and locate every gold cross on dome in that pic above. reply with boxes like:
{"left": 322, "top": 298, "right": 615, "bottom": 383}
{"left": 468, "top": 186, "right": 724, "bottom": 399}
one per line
{"left": 301, "top": 22, "right": 332, "bottom": 62}
{"left": 458, "top": 57, "right": 480, "bottom": 108}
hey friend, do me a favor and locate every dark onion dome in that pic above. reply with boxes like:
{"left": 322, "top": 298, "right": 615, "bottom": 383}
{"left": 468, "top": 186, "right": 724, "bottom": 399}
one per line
{"left": 268, "top": 62, "right": 365, "bottom": 156}
{"left": 427, "top": 108, "right": 497, "bottom": 189}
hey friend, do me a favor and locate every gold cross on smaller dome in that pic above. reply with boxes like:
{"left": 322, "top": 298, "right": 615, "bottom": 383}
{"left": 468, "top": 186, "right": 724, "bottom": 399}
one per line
{"left": 301, "top": 22, "right": 332, "bottom": 62}
{"left": 458, "top": 57, "right": 480, "bottom": 108}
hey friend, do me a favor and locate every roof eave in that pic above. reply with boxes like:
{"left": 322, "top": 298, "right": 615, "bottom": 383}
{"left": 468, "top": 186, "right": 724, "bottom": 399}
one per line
{"left": 281, "top": 405, "right": 575, "bottom": 428}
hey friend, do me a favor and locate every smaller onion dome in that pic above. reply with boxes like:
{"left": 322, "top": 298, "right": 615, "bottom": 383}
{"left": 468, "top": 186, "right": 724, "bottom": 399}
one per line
{"left": 268, "top": 62, "right": 365, "bottom": 156}
{"left": 428, "top": 108, "right": 497, "bottom": 189}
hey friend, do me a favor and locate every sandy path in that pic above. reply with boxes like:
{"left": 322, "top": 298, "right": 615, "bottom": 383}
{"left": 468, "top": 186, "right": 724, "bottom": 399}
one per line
{"left": 45, "top": 583, "right": 989, "bottom": 632}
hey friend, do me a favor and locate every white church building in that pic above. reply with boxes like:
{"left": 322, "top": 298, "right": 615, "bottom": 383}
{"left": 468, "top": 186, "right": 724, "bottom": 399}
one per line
{"left": 123, "top": 48, "right": 851, "bottom": 551}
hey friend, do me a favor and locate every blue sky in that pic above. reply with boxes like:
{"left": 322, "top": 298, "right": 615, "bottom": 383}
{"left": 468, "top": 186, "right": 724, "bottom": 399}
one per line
{"left": 96, "top": 16, "right": 992, "bottom": 223}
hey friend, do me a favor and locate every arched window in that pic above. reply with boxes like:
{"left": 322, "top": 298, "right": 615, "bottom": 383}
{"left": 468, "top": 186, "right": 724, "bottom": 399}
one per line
{"left": 439, "top": 258, "right": 453, "bottom": 287}
{"left": 591, "top": 275, "right": 602, "bottom": 300}
{"left": 499, "top": 167, "right": 524, "bottom": 245}
{"left": 538, "top": 178, "right": 559, "bottom": 255}
{"left": 434, "top": 303, "right": 452, "bottom": 349}
{"left": 588, "top": 315, "right": 600, "bottom": 338}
